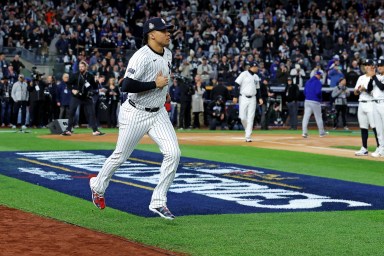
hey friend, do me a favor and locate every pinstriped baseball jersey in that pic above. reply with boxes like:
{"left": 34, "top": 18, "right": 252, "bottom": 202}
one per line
{"left": 235, "top": 71, "right": 260, "bottom": 97}
{"left": 355, "top": 75, "right": 373, "bottom": 101}
{"left": 372, "top": 74, "right": 384, "bottom": 100}
{"left": 123, "top": 45, "right": 172, "bottom": 108}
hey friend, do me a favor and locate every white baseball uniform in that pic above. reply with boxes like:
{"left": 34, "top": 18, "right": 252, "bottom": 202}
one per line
{"left": 371, "top": 74, "right": 384, "bottom": 146}
{"left": 354, "top": 74, "right": 375, "bottom": 129}
{"left": 90, "top": 45, "right": 181, "bottom": 209}
{"left": 235, "top": 70, "right": 260, "bottom": 140}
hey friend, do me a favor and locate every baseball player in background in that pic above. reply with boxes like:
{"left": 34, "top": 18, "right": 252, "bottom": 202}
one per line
{"left": 367, "top": 58, "right": 384, "bottom": 157}
{"left": 233, "top": 62, "right": 263, "bottom": 142}
{"left": 353, "top": 59, "right": 379, "bottom": 156}
{"left": 90, "top": 17, "right": 181, "bottom": 220}
{"left": 301, "top": 70, "right": 327, "bottom": 138}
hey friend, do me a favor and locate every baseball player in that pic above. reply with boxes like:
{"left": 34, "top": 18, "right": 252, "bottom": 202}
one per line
{"left": 301, "top": 70, "right": 327, "bottom": 138}
{"left": 367, "top": 59, "right": 384, "bottom": 157}
{"left": 90, "top": 17, "right": 180, "bottom": 220}
{"left": 233, "top": 62, "right": 263, "bottom": 142}
{"left": 354, "top": 59, "right": 379, "bottom": 156}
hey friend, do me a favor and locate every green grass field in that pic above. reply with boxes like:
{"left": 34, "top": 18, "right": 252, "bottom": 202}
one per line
{"left": 1, "top": 128, "right": 383, "bottom": 256}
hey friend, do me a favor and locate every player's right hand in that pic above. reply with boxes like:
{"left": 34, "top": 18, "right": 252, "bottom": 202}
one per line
{"left": 155, "top": 71, "right": 169, "bottom": 89}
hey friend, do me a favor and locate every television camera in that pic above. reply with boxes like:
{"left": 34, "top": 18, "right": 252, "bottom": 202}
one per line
{"left": 31, "top": 66, "right": 45, "bottom": 81}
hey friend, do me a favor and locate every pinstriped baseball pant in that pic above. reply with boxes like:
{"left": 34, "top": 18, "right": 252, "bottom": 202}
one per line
{"left": 373, "top": 101, "right": 384, "bottom": 146}
{"left": 90, "top": 103, "right": 181, "bottom": 208}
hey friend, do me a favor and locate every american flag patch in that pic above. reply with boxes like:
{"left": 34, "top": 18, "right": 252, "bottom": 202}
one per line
{"left": 127, "top": 68, "right": 135, "bottom": 74}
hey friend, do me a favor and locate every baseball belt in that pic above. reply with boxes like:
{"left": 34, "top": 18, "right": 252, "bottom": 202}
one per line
{"left": 129, "top": 99, "right": 160, "bottom": 112}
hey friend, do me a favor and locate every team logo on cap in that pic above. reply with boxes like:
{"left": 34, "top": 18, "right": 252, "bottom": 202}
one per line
{"left": 149, "top": 23, "right": 154, "bottom": 30}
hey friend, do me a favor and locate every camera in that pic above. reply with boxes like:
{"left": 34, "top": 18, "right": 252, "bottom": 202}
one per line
{"left": 268, "top": 97, "right": 280, "bottom": 104}
{"left": 173, "top": 74, "right": 192, "bottom": 83}
{"left": 31, "top": 67, "right": 45, "bottom": 81}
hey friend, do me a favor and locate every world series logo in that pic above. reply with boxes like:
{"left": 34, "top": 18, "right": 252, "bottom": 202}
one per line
{"left": 1, "top": 150, "right": 382, "bottom": 216}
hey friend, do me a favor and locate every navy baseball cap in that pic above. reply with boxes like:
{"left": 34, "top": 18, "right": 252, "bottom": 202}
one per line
{"left": 377, "top": 59, "right": 384, "bottom": 66}
{"left": 363, "top": 59, "right": 374, "bottom": 66}
{"left": 143, "top": 18, "right": 174, "bottom": 35}
{"left": 315, "top": 70, "right": 324, "bottom": 76}
{"left": 250, "top": 62, "right": 259, "bottom": 67}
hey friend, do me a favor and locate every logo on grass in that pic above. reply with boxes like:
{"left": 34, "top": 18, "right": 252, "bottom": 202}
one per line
{"left": 1, "top": 150, "right": 383, "bottom": 216}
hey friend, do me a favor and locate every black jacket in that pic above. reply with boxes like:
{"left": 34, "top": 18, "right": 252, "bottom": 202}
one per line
{"left": 68, "top": 71, "right": 97, "bottom": 99}
{"left": 27, "top": 80, "right": 46, "bottom": 102}
{"left": 284, "top": 83, "right": 300, "bottom": 103}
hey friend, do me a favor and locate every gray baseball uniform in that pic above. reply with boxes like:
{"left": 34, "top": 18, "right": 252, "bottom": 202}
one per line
{"left": 90, "top": 44, "right": 181, "bottom": 210}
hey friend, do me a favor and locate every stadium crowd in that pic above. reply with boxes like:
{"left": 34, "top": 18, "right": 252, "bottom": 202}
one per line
{"left": 1, "top": 0, "right": 384, "bottom": 130}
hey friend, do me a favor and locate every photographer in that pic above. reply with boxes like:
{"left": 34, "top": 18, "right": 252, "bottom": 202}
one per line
{"left": 61, "top": 61, "right": 105, "bottom": 136}
{"left": 331, "top": 77, "right": 350, "bottom": 130}
{"left": 44, "top": 75, "right": 59, "bottom": 123}
{"left": 93, "top": 74, "right": 107, "bottom": 127}
{"left": 207, "top": 96, "right": 226, "bottom": 130}
{"left": 27, "top": 69, "right": 47, "bottom": 128}
{"left": 1, "top": 77, "right": 14, "bottom": 127}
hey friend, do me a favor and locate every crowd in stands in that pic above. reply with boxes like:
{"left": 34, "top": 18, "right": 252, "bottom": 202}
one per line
{"left": 1, "top": 0, "right": 384, "bottom": 129}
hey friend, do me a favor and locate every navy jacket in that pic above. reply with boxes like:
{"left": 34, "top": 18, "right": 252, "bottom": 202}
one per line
{"left": 304, "top": 76, "right": 322, "bottom": 102}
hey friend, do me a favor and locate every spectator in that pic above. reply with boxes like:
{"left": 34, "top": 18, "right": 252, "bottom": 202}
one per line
{"left": 178, "top": 58, "right": 193, "bottom": 80}
{"left": 10, "top": 55, "right": 25, "bottom": 75}
{"left": 259, "top": 78, "right": 275, "bottom": 130}
{"left": 269, "top": 57, "right": 280, "bottom": 81}
{"left": 5, "top": 64, "right": 18, "bottom": 84}
{"left": 328, "top": 63, "right": 345, "bottom": 88}
{"left": 177, "top": 76, "right": 194, "bottom": 130}
{"left": 169, "top": 77, "right": 180, "bottom": 126}
{"left": 284, "top": 76, "right": 300, "bottom": 130}
{"left": 346, "top": 60, "right": 362, "bottom": 88}
{"left": 0, "top": 52, "right": 9, "bottom": 79}
{"left": 11, "top": 74, "right": 28, "bottom": 130}
{"left": 217, "top": 55, "right": 232, "bottom": 82}
{"left": 276, "top": 62, "right": 289, "bottom": 85}
{"left": 63, "top": 49, "right": 77, "bottom": 73}
{"left": 310, "top": 63, "right": 326, "bottom": 84}
{"left": 56, "top": 73, "right": 71, "bottom": 119}
{"left": 191, "top": 75, "right": 205, "bottom": 129}
{"left": 332, "top": 77, "right": 350, "bottom": 130}
{"left": 197, "top": 56, "right": 213, "bottom": 84}
{"left": 289, "top": 63, "right": 306, "bottom": 88}
{"left": 105, "top": 77, "right": 120, "bottom": 128}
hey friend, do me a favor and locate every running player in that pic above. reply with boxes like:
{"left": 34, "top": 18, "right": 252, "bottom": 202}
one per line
{"left": 233, "top": 62, "right": 263, "bottom": 142}
{"left": 354, "top": 59, "right": 379, "bottom": 156}
{"left": 90, "top": 17, "right": 180, "bottom": 220}
{"left": 367, "top": 58, "right": 384, "bottom": 157}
